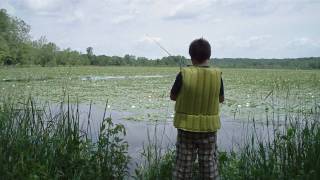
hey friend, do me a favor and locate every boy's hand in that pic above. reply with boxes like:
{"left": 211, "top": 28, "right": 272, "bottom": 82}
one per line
{"left": 170, "top": 93, "right": 177, "bottom": 101}
{"left": 219, "top": 95, "right": 224, "bottom": 103}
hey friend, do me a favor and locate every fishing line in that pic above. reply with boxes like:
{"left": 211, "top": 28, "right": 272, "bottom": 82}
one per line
{"left": 145, "top": 34, "right": 180, "bottom": 147}
{"left": 145, "top": 34, "right": 182, "bottom": 71}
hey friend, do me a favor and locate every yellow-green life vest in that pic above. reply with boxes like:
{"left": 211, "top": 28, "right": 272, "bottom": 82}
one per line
{"left": 174, "top": 66, "right": 221, "bottom": 132}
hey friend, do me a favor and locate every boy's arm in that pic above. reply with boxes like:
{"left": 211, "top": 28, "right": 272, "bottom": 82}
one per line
{"left": 219, "top": 77, "right": 224, "bottom": 103}
{"left": 170, "top": 73, "right": 182, "bottom": 101}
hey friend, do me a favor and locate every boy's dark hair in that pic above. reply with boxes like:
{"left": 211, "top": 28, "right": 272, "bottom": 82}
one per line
{"left": 189, "top": 38, "right": 211, "bottom": 63}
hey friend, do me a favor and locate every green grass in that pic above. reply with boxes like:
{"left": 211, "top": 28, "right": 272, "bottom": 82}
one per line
{"left": 134, "top": 107, "right": 320, "bottom": 180}
{"left": 1, "top": 66, "right": 320, "bottom": 179}
{"left": 133, "top": 126, "right": 175, "bottom": 180}
{"left": 0, "top": 97, "right": 130, "bottom": 179}
{"left": 218, "top": 106, "right": 320, "bottom": 179}
{"left": 134, "top": 96, "right": 320, "bottom": 179}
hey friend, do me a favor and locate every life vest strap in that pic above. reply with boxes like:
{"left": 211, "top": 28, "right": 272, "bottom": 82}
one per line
{"left": 174, "top": 112, "right": 221, "bottom": 132}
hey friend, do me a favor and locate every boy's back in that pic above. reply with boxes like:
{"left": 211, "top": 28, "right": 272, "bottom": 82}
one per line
{"left": 171, "top": 38, "right": 223, "bottom": 180}
{"left": 174, "top": 66, "right": 221, "bottom": 132}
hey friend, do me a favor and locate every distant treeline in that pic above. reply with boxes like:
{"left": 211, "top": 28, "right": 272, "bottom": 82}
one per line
{"left": 211, "top": 57, "right": 320, "bottom": 69}
{"left": 1, "top": 9, "right": 319, "bottom": 69}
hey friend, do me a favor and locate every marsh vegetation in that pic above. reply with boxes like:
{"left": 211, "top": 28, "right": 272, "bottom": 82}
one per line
{"left": 1, "top": 66, "right": 319, "bottom": 179}
{"left": 1, "top": 5, "right": 320, "bottom": 180}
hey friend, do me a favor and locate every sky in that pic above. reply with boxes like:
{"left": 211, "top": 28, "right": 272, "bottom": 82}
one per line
{"left": 1, "top": 0, "right": 320, "bottom": 59}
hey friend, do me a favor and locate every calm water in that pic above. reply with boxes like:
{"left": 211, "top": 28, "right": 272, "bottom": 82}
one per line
{"left": 49, "top": 103, "right": 273, "bottom": 172}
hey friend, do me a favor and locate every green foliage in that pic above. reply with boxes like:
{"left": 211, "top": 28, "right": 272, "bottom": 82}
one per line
{"left": 136, "top": 104, "right": 320, "bottom": 179}
{"left": 93, "top": 117, "right": 130, "bottom": 179}
{"left": 0, "top": 9, "right": 31, "bottom": 65}
{"left": 0, "top": 36, "right": 9, "bottom": 64}
{"left": 86, "top": 47, "right": 93, "bottom": 59}
{"left": 134, "top": 150, "right": 175, "bottom": 180}
{"left": 0, "top": 98, "right": 130, "bottom": 179}
{"left": 211, "top": 57, "right": 320, "bottom": 69}
{"left": 218, "top": 110, "right": 320, "bottom": 180}
{"left": 134, "top": 127, "right": 175, "bottom": 180}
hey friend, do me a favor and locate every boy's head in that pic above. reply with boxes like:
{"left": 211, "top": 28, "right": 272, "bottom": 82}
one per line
{"left": 189, "top": 38, "right": 211, "bottom": 65}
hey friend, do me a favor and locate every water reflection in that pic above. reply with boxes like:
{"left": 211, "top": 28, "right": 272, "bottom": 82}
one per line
{"left": 81, "top": 75, "right": 170, "bottom": 81}
{"left": 48, "top": 103, "right": 272, "bottom": 172}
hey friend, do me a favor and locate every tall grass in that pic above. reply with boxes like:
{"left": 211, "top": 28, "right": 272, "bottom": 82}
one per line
{"left": 0, "top": 97, "right": 129, "bottom": 179}
{"left": 1, "top": 92, "right": 319, "bottom": 179}
{"left": 218, "top": 105, "right": 320, "bottom": 179}
{"left": 135, "top": 102, "right": 320, "bottom": 179}
{"left": 134, "top": 125, "right": 174, "bottom": 180}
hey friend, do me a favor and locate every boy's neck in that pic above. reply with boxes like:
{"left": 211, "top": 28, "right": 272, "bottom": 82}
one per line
{"left": 192, "top": 60, "right": 209, "bottom": 67}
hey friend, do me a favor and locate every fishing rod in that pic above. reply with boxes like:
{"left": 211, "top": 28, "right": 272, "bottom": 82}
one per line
{"left": 145, "top": 34, "right": 182, "bottom": 71}
{"left": 145, "top": 34, "right": 179, "bottom": 146}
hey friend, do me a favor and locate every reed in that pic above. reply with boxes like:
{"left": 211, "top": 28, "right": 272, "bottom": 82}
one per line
{"left": 133, "top": 125, "right": 175, "bottom": 180}
{"left": 219, "top": 104, "right": 320, "bottom": 179}
{"left": 135, "top": 101, "right": 320, "bottom": 179}
{"left": 0, "top": 97, "right": 130, "bottom": 179}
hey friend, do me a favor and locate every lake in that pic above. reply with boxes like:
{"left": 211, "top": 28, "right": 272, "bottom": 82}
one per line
{"left": 1, "top": 66, "right": 319, "bottom": 170}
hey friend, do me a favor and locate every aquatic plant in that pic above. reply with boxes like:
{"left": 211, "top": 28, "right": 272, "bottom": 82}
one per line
{"left": 1, "top": 67, "right": 319, "bottom": 121}
{"left": 0, "top": 97, "right": 129, "bottom": 179}
{"left": 134, "top": 97, "right": 320, "bottom": 179}
{"left": 133, "top": 125, "right": 175, "bottom": 180}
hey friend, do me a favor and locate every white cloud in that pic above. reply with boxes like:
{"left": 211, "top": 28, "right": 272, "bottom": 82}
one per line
{"left": 287, "top": 37, "right": 320, "bottom": 48}
{"left": 18, "top": 0, "right": 65, "bottom": 11}
{"left": 240, "top": 35, "right": 272, "bottom": 48}
{"left": 134, "top": 35, "right": 168, "bottom": 58}
{"left": 163, "top": 0, "right": 320, "bottom": 20}
{"left": 165, "top": 0, "right": 213, "bottom": 20}
{"left": 1, "top": 0, "right": 320, "bottom": 58}
{"left": 214, "top": 35, "right": 272, "bottom": 49}
{"left": 0, "top": 0, "right": 16, "bottom": 14}
{"left": 56, "top": 9, "right": 84, "bottom": 24}
{"left": 138, "top": 35, "right": 162, "bottom": 44}
{"left": 112, "top": 15, "right": 136, "bottom": 24}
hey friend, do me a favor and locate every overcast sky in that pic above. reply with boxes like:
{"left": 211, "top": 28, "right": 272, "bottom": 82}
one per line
{"left": 1, "top": 0, "right": 320, "bottom": 59}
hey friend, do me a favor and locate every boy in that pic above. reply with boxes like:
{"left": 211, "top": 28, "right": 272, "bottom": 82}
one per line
{"left": 171, "top": 38, "right": 224, "bottom": 180}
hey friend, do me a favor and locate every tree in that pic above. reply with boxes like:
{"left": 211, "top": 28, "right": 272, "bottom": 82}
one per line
{"left": 86, "top": 47, "right": 93, "bottom": 57}
{"left": 0, "top": 9, "right": 10, "bottom": 64}
{"left": 0, "top": 9, "right": 31, "bottom": 65}
{"left": 38, "top": 42, "right": 58, "bottom": 66}
{"left": 0, "top": 36, "right": 9, "bottom": 65}
{"left": 124, "top": 54, "right": 136, "bottom": 65}
{"left": 0, "top": 9, "right": 10, "bottom": 36}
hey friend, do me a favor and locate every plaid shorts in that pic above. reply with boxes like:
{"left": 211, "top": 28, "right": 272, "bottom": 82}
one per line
{"left": 172, "top": 129, "right": 219, "bottom": 180}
